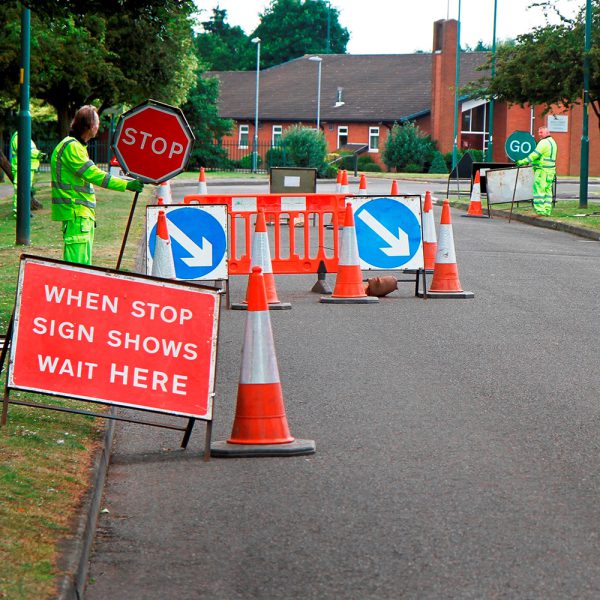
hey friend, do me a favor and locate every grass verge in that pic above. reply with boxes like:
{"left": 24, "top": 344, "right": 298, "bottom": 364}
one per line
{"left": 0, "top": 174, "right": 148, "bottom": 599}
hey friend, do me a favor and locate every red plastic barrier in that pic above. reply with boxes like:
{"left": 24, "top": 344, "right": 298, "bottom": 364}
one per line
{"left": 183, "top": 193, "right": 347, "bottom": 275}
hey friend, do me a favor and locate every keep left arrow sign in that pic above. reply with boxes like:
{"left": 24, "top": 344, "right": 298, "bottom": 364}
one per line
{"left": 166, "top": 219, "right": 213, "bottom": 266}
{"left": 357, "top": 209, "right": 410, "bottom": 256}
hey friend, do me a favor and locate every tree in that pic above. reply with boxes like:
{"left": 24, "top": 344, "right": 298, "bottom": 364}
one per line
{"left": 0, "top": 3, "right": 198, "bottom": 136}
{"left": 281, "top": 126, "right": 327, "bottom": 170}
{"left": 252, "top": 0, "right": 349, "bottom": 69}
{"left": 382, "top": 122, "right": 435, "bottom": 173}
{"left": 195, "top": 8, "right": 255, "bottom": 71}
{"left": 470, "top": 1, "right": 600, "bottom": 129}
{"left": 181, "top": 75, "right": 233, "bottom": 168}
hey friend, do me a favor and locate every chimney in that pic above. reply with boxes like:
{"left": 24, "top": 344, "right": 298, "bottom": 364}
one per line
{"left": 431, "top": 19, "right": 459, "bottom": 154}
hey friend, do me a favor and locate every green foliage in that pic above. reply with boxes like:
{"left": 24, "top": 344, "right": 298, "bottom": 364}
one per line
{"left": 253, "top": 0, "right": 349, "bottom": 68}
{"left": 428, "top": 151, "right": 449, "bottom": 174}
{"left": 181, "top": 75, "right": 232, "bottom": 168}
{"left": 466, "top": 0, "right": 600, "bottom": 123}
{"left": 281, "top": 125, "right": 327, "bottom": 170}
{"left": 239, "top": 153, "right": 262, "bottom": 170}
{"left": 265, "top": 145, "right": 286, "bottom": 167}
{"left": 195, "top": 8, "right": 256, "bottom": 71}
{"left": 382, "top": 122, "right": 435, "bottom": 173}
{"left": 357, "top": 154, "right": 381, "bottom": 172}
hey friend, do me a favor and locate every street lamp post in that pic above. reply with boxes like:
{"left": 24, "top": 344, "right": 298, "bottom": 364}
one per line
{"left": 309, "top": 56, "right": 322, "bottom": 130}
{"left": 252, "top": 37, "right": 261, "bottom": 173}
{"left": 579, "top": 0, "right": 591, "bottom": 208}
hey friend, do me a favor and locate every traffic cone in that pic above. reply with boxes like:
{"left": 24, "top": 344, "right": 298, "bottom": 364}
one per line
{"left": 340, "top": 170, "right": 350, "bottom": 194}
{"left": 422, "top": 191, "right": 437, "bottom": 272}
{"left": 158, "top": 180, "right": 173, "bottom": 204}
{"left": 211, "top": 266, "right": 316, "bottom": 458}
{"left": 463, "top": 170, "right": 488, "bottom": 218}
{"left": 321, "top": 203, "right": 378, "bottom": 304}
{"left": 427, "top": 199, "right": 474, "bottom": 299}
{"left": 231, "top": 210, "right": 291, "bottom": 310}
{"left": 390, "top": 180, "right": 399, "bottom": 195}
{"left": 335, "top": 169, "right": 342, "bottom": 193}
{"left": 358, "top": 174, "right": 367, "bottom": 195}
{"left": 151, "top": 210, "right": 176, "bottom": 279}
{"left": 197, "top": 167, "right": 208, "bottom": 194}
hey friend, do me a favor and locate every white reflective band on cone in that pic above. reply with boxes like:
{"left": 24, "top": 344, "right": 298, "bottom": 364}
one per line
{"left": 251, "top": 232, "right": 274, "bottom": 274}
{"left": 471, "top": 183, "right": 481, "bottom": 202}
{"left": 435, "top": 224, "right": 456, "bottom": 264}
{"left": 423, "top": 211, "right": 437, "bottom": 243}
{"left": 197, "top": 181, "right": 207, "bottom": 194}
{"left": 240, "top": 312, "right": 281, "bottom": 384}
{"left": 151, "top": 238, "right": 176, "bottom": 278}
{"left": 338, "top": 225, "right": 360, "bottom": 266}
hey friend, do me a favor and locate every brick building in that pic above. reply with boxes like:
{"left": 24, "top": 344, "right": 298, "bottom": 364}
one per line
{"left": 208, "top": 19, "right": 599, "bottom": 176}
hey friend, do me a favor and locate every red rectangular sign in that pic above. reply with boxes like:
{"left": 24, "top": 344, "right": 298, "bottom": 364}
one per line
{"left": 8, "top": 257, "right": 220, "bottom": 420}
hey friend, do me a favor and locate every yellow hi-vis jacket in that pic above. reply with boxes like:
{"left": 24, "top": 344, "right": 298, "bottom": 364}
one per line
{"left": 10, "top": 132, "right": 43, "bottom": 172}
{"left": 520, "top": 135, "right": 557, "bottom": 172}
{"left": 51, "top": 136, "right": 127, "bottom": 221}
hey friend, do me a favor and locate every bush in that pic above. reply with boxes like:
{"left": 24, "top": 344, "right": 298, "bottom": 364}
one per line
{"left": 281, "top": 126, "right": 328, "bottom": 170}
{"left": 382, "top": 122, "right": 435, "bottom": 172}
{"left": 265, "top": 146, "right": 286, "bottom": 168}
{"left": 428, "top": 151, "right": 449, "bottom": 174}
{"left": 239, "top": 153, "right": 262, "bottom": 170}
{"left": 319, "top": 163, "right": 338, "bottom": 179}
{"left": 361, "top": 162, "right": 382, "bottom": 172}
{"left": 404, "top": 163, "right": 423, "bottom": 173}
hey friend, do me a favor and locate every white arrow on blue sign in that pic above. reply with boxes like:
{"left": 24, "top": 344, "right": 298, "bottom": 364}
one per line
{"left": 351, "top": 196, "right": 423, "bottom": 271}
{"left": 146, "top": 205, "right": 228, "bottom": 280}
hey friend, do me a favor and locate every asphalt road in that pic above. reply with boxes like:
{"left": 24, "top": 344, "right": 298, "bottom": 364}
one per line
{"left": 86, "top": 179, "right": 600, "bottom": 599}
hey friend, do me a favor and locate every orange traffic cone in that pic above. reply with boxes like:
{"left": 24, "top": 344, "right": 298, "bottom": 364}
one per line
{"left": 358, "top": 174, "right": 367, "bottom": 195}
{"left": 335, "top": 169, "right": 342, "bottom": 193}
{"left": 427, "top": 200, "right": 474, "bottom": 298}
{"left": 211, "top": 266, "right": 316, "bottom": 457}
{"left": 422, "top": 191, "right": 437, "bottom": 272}
{"left": 390, "top": 180, "right": 399, "bottom": 195}
{"left": 197, "top": 167, "right": 208, "bottom": 194}
{"left": 232, "top": 210, "right": 291, "bottom": 310}
{"left": 158, "top": 180, "right": 173, "bottom": 204}
{"left": 151, "top": 210, "right": 176, "bottom": 279}
{"left": 321, "top": 203, "right": 378, "bottom": 304}
{"left": 157, "top": 194, "right": 165, "bottom": 205}
{"left": 340, "top": 169, "right": 350, "bottom": 194}
{"left": 463, "top": 170, "right": 488, "bottom": 218}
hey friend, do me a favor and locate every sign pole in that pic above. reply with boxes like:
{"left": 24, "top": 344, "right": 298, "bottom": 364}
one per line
{"left": 116, "top": 190, "right": 140, "bottom": 270}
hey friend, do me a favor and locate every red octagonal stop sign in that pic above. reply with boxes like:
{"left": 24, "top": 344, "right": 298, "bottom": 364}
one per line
{"left": 112, "top": 100, "right": 195, "bottom": 184}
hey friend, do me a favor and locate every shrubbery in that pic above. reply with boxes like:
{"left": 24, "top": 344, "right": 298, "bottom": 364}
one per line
{"left": 281, "top": 126, "right": 327, "bottom": 171}
{"left": 382, "top": 122, "right": 436, "bottom": 173}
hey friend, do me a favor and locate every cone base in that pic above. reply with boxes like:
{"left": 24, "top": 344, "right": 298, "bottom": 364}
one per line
{"left": 320, "top": 295, "right": 379, "bottom": 304}
{"left": 311, "top": 279, "right": 332, "bottom": 294}
{"left": 211, "top": 438, "right": 316, "bottom": 458}
{"left": 462, "top": 214, "right": 489, "bottom": 219}
{"left": 418, "top": 290, "right": 474, "bottom": 299}
{"left": 230, "top": 301, "right": 292, "bottom": 311}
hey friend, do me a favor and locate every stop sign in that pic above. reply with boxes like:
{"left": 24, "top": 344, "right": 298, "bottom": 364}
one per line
{"left": 112, "top": 100, "right": 195, "bottom": 184}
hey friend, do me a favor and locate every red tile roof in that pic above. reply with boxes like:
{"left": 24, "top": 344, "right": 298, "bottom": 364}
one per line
{"left": 207, "top": 52, "right": 487, "bottom": 123}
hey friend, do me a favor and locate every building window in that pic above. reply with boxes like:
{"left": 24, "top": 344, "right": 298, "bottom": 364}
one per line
{"left": 338, "top": 126, "right": 348, "bottom": 148}
{"left": 272, "top": 125, "right": 283, "bottom": 146}
{"left": 460, "top": 100, "right": 490, "bottom": 151}
{"left": 238, "top": 124, "right": 249, "bottom": 149}
{"left": 369, "top": 127, "right": 379, "bottom": 152}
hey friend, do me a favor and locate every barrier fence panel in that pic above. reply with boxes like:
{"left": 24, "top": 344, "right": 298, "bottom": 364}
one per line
{"left": 183, "top": 193, "right": 348, "bottom": 275}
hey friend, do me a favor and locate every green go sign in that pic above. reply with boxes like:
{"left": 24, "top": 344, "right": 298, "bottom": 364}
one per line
{"left": 505, "top": 130, "right": 536, "bottom": 161}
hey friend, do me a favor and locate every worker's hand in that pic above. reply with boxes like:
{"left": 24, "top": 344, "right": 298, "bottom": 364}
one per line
{"left": 126, "top": 179, "right": 144, "bottom": 192}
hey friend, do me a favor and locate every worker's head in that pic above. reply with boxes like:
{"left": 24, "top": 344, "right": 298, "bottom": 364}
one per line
{"left": 537, "top": 126, "right": 550, "bottom": 139}
{"left": 70, "top": 105, "right": 100, "bottom": 142}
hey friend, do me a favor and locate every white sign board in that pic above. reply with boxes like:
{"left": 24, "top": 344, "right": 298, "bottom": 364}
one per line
{"left": 486, "top": 167, "right": 534, "bottom": 205}
{"left": 548, "top": 115, "right": 568, "bottom": 133}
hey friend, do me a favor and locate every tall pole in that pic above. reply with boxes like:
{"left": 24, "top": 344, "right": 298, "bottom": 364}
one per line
{"left": 309, "top": 56, "right": 323, "bottom": 131}
{"left": 486, "top": 0, "right": 498, "bottom": 162}
{"left": 326, "top": 1, "right": 331, "bottom": 53}
{"left": 579, "top": 0, "right": 591, "bottom": 209}
{"left": 252, "top": 37, "right": 261, "bottom": 174}
{"left": 451, "top": 0, "right": 462, "bottom": 170}
{"left": 16, "top": 4, "right": 31, "bottom": 246}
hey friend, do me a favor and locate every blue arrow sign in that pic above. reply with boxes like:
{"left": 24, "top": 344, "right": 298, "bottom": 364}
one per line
{"left": 353, "top": 197, "right": 423, "bottom": 270}
{"left": 147, "top": 206, "right": 227, "bottom": 280}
